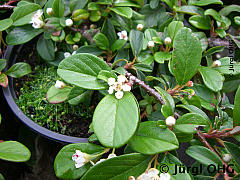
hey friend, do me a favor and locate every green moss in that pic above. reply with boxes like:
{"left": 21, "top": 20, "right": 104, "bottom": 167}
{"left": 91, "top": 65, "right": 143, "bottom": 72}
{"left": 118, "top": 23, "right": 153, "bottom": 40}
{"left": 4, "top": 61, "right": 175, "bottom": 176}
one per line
{"left": 16, "top": 65, "right": 93, "bottom": 135}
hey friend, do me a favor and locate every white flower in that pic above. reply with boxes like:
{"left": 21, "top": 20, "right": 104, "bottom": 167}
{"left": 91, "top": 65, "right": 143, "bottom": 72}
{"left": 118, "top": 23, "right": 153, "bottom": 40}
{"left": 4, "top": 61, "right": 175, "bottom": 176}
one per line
{"left": 108, "top": 86, "right": 114, "bottom": 94}
{"left": 64, "top": 52, "right": 71, "bottom": 58}
{"left": 137, "top": 168, "right": 160, "bottom": 180}
{"left": 117, "top": 75, "right": 127, "bottom": 84}
{"left": 223, "top": 154, "right": 231, "bottom": 163}
{"left": 66, "top": 18, "right": 73, "bottom": 27}
{"left": 55, "top": 80, "right": 65, "bottom": 89}
{"left": 148, "top": 168, "right": 159, "bottom": 176}
{"left": 122, "top": 84, "right": 131, "bottom": 91}
{"left": 108, "top": 78, "right": 116, "bottom": 86}
{"left": 159, "top": 173, "right": 170, "bottom": 180}
{"left": 32, "top": 10, "right": 43, "bottom": 20}
{"left": 213, "top": 60, "right": 221, "bottom": 67}
{"left": 166, "top": 116, "right": 176, "bottom": 126}
{"left": 31, "top": 18, "right": 45, "bottom": 29}
{"left": 137, "top": 24, "right": 144, "bottom": 31}
{"left": 115, "top": 91, "right": 124, "bottom": 99}
{"left": 72, "top": 150, "right": 90, "bottom": 168}
{"left": 164, "top": 37, "right": 171, "bottom": 45}
{"left": 108, "top": 153, "right": 117, "bottom": 159}
{"left": 46, "top": 8, "right": 53, "bottom": 15}
{"left": 72, "top": 51, "right": 77, "bottom": 55}
{"left": 73, "top": 45, "right": 79, "bottom": 51}
{"left": 117, "top": 30, "right": 128, "bottom": 41}
{"left": 148, "top": 41, "right": 155, "bottom": 48}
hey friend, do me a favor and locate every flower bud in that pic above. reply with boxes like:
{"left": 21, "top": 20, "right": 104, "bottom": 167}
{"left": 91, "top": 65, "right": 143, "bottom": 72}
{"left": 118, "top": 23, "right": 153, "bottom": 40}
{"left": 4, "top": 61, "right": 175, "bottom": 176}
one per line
{"left": 223, "top": 154, "right": 231, "bottom": 163}
{"left": 136, "top": 24, "right": 144, "bottom": 31}
{"left": 216, "top": 53, "right": 221, "bottom": 59}
{"left": 90, "top": 24, "right": 96, "bottom": 29}
{"left": 187, "top": 81, "right": 193, "bottom": 87}
{"left": 164, "top": 37, "right": 172, "bottom": 45}
{"left": 46, "top": 8, "right": 53, "bottom": 15}
{"left": 65, "top": 19, "right": 73, "bottom": 27}
{"left": 55, "top": 80, "right": 65, "bottom": 89}
{"left": 73, "top": 45, "right": 79, "bottom": 51}
{"left": 64, "top": 52, "right": 71, "bottom": 58}
{"left": 166, "top": 116, "right": 176, "bottom": 126}
{"left": 147, "top": 41, "right": 155, "bottom": 48}
{"left": 128, "top": 176, "right": 135, "bottom": 180}
{"left": 213, "top": 60, "right": 221, "bottom": 67}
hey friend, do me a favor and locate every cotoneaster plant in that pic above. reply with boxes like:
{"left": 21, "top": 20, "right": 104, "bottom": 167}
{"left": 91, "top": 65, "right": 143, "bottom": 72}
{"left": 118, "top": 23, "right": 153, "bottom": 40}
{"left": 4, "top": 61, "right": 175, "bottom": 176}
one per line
{"left": 0, "top": 0, "right": 240, "bottom": 180}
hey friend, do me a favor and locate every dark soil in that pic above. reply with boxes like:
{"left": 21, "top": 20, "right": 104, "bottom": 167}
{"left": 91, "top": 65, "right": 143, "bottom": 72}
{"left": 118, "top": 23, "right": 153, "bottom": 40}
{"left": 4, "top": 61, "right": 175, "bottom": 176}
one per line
{"left": 14, "top": 40, "right": 93, "bottom": 138}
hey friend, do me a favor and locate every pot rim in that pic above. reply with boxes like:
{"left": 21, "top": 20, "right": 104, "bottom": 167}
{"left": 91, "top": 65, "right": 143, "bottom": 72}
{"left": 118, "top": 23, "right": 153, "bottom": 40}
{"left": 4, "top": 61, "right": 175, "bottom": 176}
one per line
{"left": 2, "top": 45, "right": 89, "bottom": 144}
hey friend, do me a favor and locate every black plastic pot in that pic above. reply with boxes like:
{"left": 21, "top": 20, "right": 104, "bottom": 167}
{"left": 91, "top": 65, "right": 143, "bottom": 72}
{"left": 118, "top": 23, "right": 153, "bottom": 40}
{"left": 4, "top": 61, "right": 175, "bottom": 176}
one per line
{"left": 2, "top": 45, "right": 88, "bottom": 144}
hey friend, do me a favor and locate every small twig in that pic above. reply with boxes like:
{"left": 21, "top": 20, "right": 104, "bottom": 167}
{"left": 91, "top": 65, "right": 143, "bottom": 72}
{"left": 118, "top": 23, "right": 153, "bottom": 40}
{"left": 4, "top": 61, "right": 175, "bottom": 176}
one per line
{"left": 208, "top": 38, "right": 230, "bottom": 48}
{"left": 125, "top": 71, "right": 166, "bottom": 105}
{"left": 0, "top": 4, "right": 15, "bottom": 9}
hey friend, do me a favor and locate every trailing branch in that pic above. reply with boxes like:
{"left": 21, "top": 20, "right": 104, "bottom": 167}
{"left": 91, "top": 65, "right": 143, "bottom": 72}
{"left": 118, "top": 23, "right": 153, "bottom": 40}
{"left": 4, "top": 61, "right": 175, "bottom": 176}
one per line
{"left": 208, "top": 37, "right": 230, "bottom": 48}
{"left": 125, "top": 71, "right": 166, "bottom": 105}
{"left": 0, "top": 4, "right": 15, "bottom": 9}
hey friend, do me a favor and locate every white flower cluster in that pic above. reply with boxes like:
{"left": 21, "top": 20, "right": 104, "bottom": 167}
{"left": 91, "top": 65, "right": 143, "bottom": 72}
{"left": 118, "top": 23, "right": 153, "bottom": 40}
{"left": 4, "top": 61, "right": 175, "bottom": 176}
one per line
{"left": 108, "top": 75, "right": 131, "bottom": 99}
{"left": 72, "top": 150, "right": 90, "bottom": 168}
{"left": 29, "top": 10, "right": 44, "bottom": 29}
{"left": 117, "top": 30, "right": 128, "bottom": 41}
{"left": 64, "top": 51, "right": 77, "bottom": 58}
{"left": 131, "top": 168, "right": 171, "bottom": 180}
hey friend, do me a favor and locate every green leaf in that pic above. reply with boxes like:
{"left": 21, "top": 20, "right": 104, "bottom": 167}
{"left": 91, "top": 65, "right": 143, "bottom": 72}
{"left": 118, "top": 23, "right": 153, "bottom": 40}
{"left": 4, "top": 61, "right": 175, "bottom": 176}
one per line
{"left": 6, "top": 63, "right": 31, "bottom": 78}
{"left": 234, "top": 16, "right": 240, "bottom": 25}
{"left": 219, "top": 5, "right": 240, "bottom": 16}
{"left": 191, "top": 0, "right": 223, "bottom": 6}
{"left": 81, "top": 153, "right": 151, "bottom": 180}
{"left": 186, "top": 146, "right": 222, "bottom": 166}
{"left": 10, "top": 3, "right": 41, "bottom": 26}
{"left": 37, "top": 35, "right": 55, "bottom": 61}
{"left": 174, "top": 113, "right": 208, "bottom": 134}
{"left": 144, "top": 28, "right": 159, "bottom": 42}
{"left": 189, "top": 15, "right": 211, "bottom": 30}
{"left": 68, "top": 87, "right": 91, "bottom": 105}
{"left": 109, "top": 7, "right": 133, "bottom": 19}
{"left": 102, "top": 19, "right": 117, "bottom": 46}
{"left": 0, "top": 59, "right": 7, "bottom": 71}
{"left": 154, "top": 86, "right": 175, "bottom": 118}
{"left": 52, "top": 0, "right": 65, "bottom": 17}
{"left": 193, "top": 32, "right": 208, "bottom": 52}
{"left": 172, "top": 28, "right": 202, "bottom": 85}
{"left": 224, "top": 142, "right": 240, "bottom": 166}
{"left": 6, "top": 25, "right": 44, "bottom": 45}
{"left": 176, "top": 6, "right": 204, "bottom": 15}
{"left": 57, "top": 53, "right": 111, "bottom": 90}
{"left": 199, "top": 66, "right": 224, "bottom": 92}
{"left": 129, "top": 30, "right": 144, "bottom": 56}
{"left": 111, "top": 39, "right": 126, "bottom": 52}
{"left": 204, "top": 9, "right": 223, "bottom": 23}
{"left": 0, "top": 74, "right": 8, "bottom": 88}
{"left": 0, "top": 173, "right": 4, "bottom": 180}
{"left": 128, "top": 121, "right": 179, "bottom": 155}
{"left": 46, "top": 86, "right": 71, "bottom": 104}
{"left": 233, "top": 85, "right": 240, "bottom": 126}
{"left": 93, "top": 33, "right": 109, "bottom": 50}
{"left": 167, "top": 21, "right": 184, "bottom": 41}
{"left": 154, "top": 51, "right": 171, "bottom": 63}
{"left": 0, "top": 18, "right": 13, "bottom": 31}
{"left": 93, "top": 92, "right": 139, "bottom": 148}
{"left": 34, "top": 0, "right": 47, "bottom": 7}
{"left": 90, "top": 10, "right": 101, "bottom": 22}
{"left": 203, "top": 46, "right": 224, "bottom": 57}
{"left": 76, "top": 45, "right": 104, "bottom": 56}
{"left": 114, "top": 0, "right": 140, "bottom": 8}
{"left": 177, "top": 104, "right": 209, "bottom": 121}
{"left": 69, "top": 0, "right": 87, "bottom": 12}
{"left": 214, "top": 57, "right": 240, "bottom": 75}
{"left": 97, "top": 70, "right": 117, "bottom": 82}
{"left": 133, "top": 63, "right": 153, "bottom": 72}
{"left": 0, "top": 141, "right": 31, "bottom": 162}
{"left": 54, "top": 143, "right": 105, "bottom": 180}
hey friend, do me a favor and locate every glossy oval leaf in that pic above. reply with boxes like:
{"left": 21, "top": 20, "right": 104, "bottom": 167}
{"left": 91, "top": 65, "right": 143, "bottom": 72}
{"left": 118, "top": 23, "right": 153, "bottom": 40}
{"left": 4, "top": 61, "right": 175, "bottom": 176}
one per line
{"left": 154, "top": 51, "right": 171, "bottom": 63}
{"left": 129, "top": 30, "right": 144, "bottom": 57}
{"left": 68, "top": 87, "right": 91, "bottom": 105}
{"left": 214, "top": 57, "right": 240, "bottom": 75}
{"left": 128, "top": 121, "right": 179, "bottom": 155}
{"left": 174, "top": 113, "right": 208, "bottom": 134}
{"left": 52, "top": 0, "right": 65, "bottom": 17}
{"left": 189, "top": 15, "right": 211, "bottom": 30}
{"left": 224, "top": 141, "right": 240, "bottom": 166}
{"left": 93, "top": 92, "right": 139, "bottom": 148}
{"left": 0, "top": 18, "right": 13, "bottom": 31}
{"left": 54, "top": 143, "right": 105, "bottom": 180}
{"left": 186, "top": 145, "right": 223, "bottom": 166}
{"left": 46, "top": 86, "right": 71, "bottom": 104}
{"left": 167, "top": 21, "right": 184, "bottom": 41}
{"left": 37, "top": 35, "right": 55, "bottom": 61}
{"left": 172, "top": 27, "right": 202, "bottom": 85}
{"left": 57, "top": 53, "right": 111, "bottom": 90}
{"left": 199, "top": 66, "right": 224, "bottom": 92}
{"left": 109, "top": 7, "right": 133, "bottom": 19}
{"left": 191, "top": 0, "right": 223, "bottom": 6}
{"left": 6, "top": 62, "right": 31, "bottom": 78}
{"left": 81, "top": 153, "right": 151, "bottom": 180}
{"left": 0, "top": 141, "right": 31, "bottom": 162}
{"left": 93, "top": 33, "right": 109, "bottom": 50}
{"left": 6, "top": 25, "right": 44, "bottom": 45}
{"left": 233, "top": 85, "right": 240, "bottom": 126}
{"left": 219, "top": 5, "right": 240, "bottom": 16}
{"left": 0, "top": 59, "right": 7, "bottom": 71}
